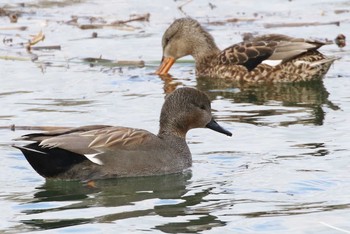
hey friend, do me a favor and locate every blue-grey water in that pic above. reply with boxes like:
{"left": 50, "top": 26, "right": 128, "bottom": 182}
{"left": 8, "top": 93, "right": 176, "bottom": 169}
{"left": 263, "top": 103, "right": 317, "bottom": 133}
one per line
{"left": 1, "top": 0, "right": 349, "bottom": 233}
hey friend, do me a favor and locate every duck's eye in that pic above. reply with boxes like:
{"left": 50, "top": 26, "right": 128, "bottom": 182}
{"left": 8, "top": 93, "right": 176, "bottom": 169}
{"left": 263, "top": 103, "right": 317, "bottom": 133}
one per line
{"left": 200, "top": 105, "right": 206, "bottom": 110}
{"left": 165, "top": 37, "right": 170, "bottom": 45}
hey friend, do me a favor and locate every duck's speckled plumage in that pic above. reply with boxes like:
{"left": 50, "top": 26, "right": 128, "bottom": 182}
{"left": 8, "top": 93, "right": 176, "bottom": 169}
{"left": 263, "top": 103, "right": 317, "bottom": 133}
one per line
{"left": 156, "top": 18, "right": 337, "bottom": 83}
{"left": 13, "top": 88, "right": 232, "bottom": 181}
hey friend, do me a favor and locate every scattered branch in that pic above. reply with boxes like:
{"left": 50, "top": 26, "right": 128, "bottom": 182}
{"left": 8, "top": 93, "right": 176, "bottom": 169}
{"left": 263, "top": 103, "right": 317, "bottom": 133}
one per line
{"left": 26, "top": 31, "right": 45, "bottom": 51}
{"left": 0, "top": 124, "right": 71, "bottom": 131}
{"left": 31, "top": 45, "right": 61, "bottom": 50}
{"left": 264, "top": 21, "right": 340, "bottom": 28}
{"left": 178, "top": 0, "right": 193, "bottom": 17}
{"left": 0, "top": 26, "right": 27, "bottom": 30}
{"left": 83, "top": 57, "right": 145, "bottom": 67}
{"left": 79, "top": 23, "right": 138, "bottom": 31}
{"left": 208, "top": 17, "right": 256, "bottom": 25}
{"left": 76, "top": 13, "right": 149, "bottom": 31}
{"left": 0, "top": 55, "right": 31, "bottom": 61}
{"left": 111, "top": 13, "right": 150, "bottom": 25}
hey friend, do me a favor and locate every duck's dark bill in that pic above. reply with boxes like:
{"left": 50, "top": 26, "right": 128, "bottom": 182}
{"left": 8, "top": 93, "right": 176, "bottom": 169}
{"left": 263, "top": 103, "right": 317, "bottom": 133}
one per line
{"left": 206, "top": 119, "right": 232, "bottom": 136}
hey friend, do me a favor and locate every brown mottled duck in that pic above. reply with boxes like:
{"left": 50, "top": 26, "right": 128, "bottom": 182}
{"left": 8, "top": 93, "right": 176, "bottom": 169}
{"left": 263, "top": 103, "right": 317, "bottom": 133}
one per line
{"left": 156, "top": 18, "right": 337, "bottom": 83}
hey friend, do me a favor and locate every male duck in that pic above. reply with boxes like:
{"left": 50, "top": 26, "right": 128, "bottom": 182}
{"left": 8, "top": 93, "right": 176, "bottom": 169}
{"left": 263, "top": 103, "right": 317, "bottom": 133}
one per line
{"left": 156, "top": 18, "right": 337, "bottom": 83}
{"left": 13, "top": 87, "right": 232, "bottom": 180}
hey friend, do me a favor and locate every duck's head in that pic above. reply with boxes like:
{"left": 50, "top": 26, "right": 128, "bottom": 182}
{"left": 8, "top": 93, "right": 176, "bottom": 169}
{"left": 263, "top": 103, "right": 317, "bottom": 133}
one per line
{"left": 156, "top": 18, "right": 219, "bottom": 75}
{"left": 158, "top": 87, "right": 232, "bottom": 138}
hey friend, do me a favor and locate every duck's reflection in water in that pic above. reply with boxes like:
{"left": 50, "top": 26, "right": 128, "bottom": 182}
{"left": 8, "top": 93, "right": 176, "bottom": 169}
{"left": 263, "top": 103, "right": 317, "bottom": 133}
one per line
{"left": 196, "top": 76, "right": 340, "bottom": 126}
{"left": 19, "top": 172, "right": 226, "bottom": 233}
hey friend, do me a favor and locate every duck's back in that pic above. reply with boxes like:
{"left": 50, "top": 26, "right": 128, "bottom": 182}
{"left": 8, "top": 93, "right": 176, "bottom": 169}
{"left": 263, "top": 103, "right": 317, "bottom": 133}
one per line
{"left": 198, "top": 34, "right": 337, "bottom": 82}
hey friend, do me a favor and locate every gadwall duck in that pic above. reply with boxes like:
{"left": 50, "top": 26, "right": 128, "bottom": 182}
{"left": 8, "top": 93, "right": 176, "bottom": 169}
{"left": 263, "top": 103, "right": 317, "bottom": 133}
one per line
{"left": 13, "top": 87, "right": 232, "bottom": 180}
{"left": 156, "top": 18, "right": 337, "bottom": 83}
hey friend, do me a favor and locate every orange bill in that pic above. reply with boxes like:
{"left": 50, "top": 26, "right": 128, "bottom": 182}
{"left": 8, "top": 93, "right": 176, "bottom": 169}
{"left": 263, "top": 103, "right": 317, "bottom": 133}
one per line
{"left": 155, "top": 57, "right": 175, "bottom": 75}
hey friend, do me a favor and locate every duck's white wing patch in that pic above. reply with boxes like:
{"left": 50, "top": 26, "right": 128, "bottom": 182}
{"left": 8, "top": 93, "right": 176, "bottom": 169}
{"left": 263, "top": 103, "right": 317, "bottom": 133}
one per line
{"left": 84, "top": 153, "right": 104, "bottom": 165}
{"left": 261, "top": 59, "right": 283, "bottom": 66}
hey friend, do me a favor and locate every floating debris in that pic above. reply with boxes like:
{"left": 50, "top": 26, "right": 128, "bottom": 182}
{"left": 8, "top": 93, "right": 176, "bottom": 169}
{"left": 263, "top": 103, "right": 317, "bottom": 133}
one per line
{"left": 264, "top": 21, "right": 340, "bottom": 28}
{"left": 79, "top": 24, "right": 103, "bottom": 30}
{"left": 66, "top": 15, "right": 78, "bottom": 25}
{"left": 334, "top": 9, "right": 350, "bottom": 14}
{"left": 76, "top": 13, "right": 149, "bottom": 31}
{"left": 113, "top": 60, "right": 145, "bottom": 67}
{"left": 226, "top": 17, "right": 256, "bottom": 23}
{"left": 0, "top": 7, "right": 18, "bottom": 17}
{"left": 0, "top": 124, "right": 71, "bottom": 131}
{"left": 335, "top": 34, "right": 346, "bottom": 48}
{"left": 79, "top": 23, "right": 138, "bottom": 31}
{"left": 83, "top": 57, "right": 145, "bottom": 67}
{"left": 208, "top": 2, "right": 216, "bottom": 10}
{"left": 177, "top": 0, "right": 193, "bottom": 16}
{"left": 9, "top": 13, "right": 18, "bottom": 23}
{"left": 0, "top": 26, "right": 27, "bottom": 30}
{"left": 27, "top": 31, "right": 45, "bottom": 50}
{"left": 209, "top": 18, "right": 256, "bottom": 25}
{"left": 0, "top": 54, "right": 31, "bottom": 61}
{"left": 111, "top": 13, "right": 150, "bottom": 25}
{"left": 31, "top": 45, "right": 61, "bottom": 51}
{"left": 2, "top": 37, "right": 13, "bottom": 45}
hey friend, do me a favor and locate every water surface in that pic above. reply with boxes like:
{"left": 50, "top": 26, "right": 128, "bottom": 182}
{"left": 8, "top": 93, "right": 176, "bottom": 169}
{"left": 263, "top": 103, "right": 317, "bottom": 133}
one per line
{"left": 1, "top": 0, "right": 350, "bottom": 233}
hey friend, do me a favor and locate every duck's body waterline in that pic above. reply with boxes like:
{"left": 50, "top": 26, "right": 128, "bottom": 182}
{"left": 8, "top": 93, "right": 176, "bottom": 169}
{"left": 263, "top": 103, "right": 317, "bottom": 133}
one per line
{"left": 13, "top": 88, "right": 232, "bottom": 180}
{"left": 156, "top": 18, "right": 337, "bottom": 82}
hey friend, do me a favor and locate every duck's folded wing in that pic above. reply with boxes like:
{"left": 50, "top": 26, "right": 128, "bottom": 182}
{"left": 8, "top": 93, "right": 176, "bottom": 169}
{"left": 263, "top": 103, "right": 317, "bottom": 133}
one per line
{"left": 18, "top": 126, "right": 153, "bottom": 158}
{"left": 16, "top": 125, "right": 111, "bottom": 142}
{"left": 246, "top": 33, "right": 331, "bottom": 48}
{"left": 14, "top": 126, "right": 156, "bottom": 178}
{"left": 218, "top": 38, "right": 323, "bottom": 71}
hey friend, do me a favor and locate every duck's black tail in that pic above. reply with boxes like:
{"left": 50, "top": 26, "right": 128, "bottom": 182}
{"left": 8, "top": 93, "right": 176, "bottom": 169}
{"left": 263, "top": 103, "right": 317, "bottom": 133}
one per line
{"left": 13, "top": 143, "right": 87, "bottom": 178}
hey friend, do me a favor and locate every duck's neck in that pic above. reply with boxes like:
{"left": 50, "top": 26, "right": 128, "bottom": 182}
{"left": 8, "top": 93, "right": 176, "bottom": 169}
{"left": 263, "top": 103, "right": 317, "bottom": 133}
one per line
{"left": 158, "top": 124, "right": 187, "bottom": 140}
{"left": 191, "top": 36, "right": 220, "bottom": 75}
{"left": 158, "top": 127, "right": 191, "bottom": 166}
{"left": 158, "top": 125, "right": 190, "bottom": 157}
{"left": 158, "top": 108, "right": 190, "bottom": 139}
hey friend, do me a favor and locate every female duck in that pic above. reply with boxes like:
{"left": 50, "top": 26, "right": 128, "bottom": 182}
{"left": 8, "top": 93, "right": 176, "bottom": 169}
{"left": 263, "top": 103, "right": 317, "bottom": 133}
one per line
{"left": 156, "top": 18, "right": 337, "bottom": 83}
{"left": 13, "top": 87, "right": 232, "bottom": 180}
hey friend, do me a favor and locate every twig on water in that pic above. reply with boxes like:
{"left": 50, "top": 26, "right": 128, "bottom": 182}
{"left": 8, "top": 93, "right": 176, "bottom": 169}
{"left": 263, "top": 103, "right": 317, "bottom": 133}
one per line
{"left": 0, "top": 26, "right": 27, "bottom": 31}
{"left": 79, "top": 24, "right": 137, "bottom": 31}
{"left": 0, "top": 55, "right": 31, "bottom": 61}
{"left": 83, "top": 57, "right": 145, "bottom": 67}
{"left": 26, "top": 31, "right": 45, "bottom": 51}
{"left": 111, "top": 13, "right": 150, "bottom": 25}
{"left": 264, "top": 21, "right": 340, "bottom": 28}
{"left": 178, "top": 0, "right": 193, "bottom": 17}
{"left": 0, "top": 124, "right": 71, "bottom": 132}
{"left": 78, "top": 13, "right": 149, "bottom": 30}
{"left": 31, "top": 45, "right": 61, "bottom": 50}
